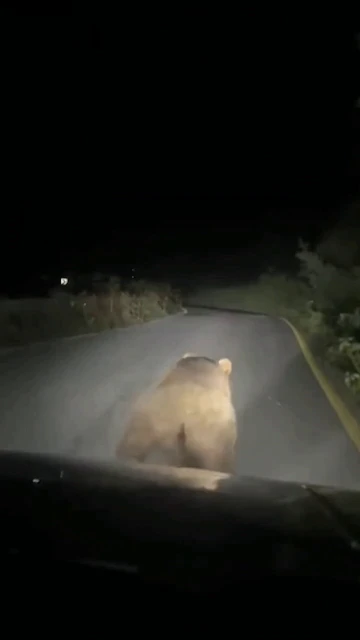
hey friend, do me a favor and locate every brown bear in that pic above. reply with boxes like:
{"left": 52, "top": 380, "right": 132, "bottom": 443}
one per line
{"left": 115, "top": 353, "right": 238, "bottom": 474}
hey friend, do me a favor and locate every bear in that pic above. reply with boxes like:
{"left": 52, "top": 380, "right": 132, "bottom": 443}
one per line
{"left": 115, "top": 353, "right": 238, "bottom": 474}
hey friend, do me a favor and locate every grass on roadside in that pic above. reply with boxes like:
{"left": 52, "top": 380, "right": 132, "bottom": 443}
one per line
{"left": 186, "top": 273, "right": 328, "bottom": 345}
{"left": 0, "top": 283, "right": 183, "bottom": 348}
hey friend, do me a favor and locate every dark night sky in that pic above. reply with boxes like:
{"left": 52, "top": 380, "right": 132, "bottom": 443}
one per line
{"left": 1, "top": 5, "right": 360, "bottom": 292}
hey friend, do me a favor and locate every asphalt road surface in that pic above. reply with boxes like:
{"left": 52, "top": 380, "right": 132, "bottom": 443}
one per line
{"left": 1, "top": 307, "right": 360, "bottom": 490}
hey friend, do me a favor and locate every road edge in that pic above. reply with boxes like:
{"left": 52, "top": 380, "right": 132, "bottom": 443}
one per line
{"left": 281, "top": 317, "right": 360, "bottom": 454}
{"left": 0, "top": 308, "right": 188, "bottom": 357}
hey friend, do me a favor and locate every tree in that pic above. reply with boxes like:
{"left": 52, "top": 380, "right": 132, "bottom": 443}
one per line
{"left": 316, "top": 200, "right": 360, "bottom": 268}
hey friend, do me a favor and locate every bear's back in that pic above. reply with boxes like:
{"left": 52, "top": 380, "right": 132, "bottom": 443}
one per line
{"left": 159, "top": 356, "right": 231, "bottom": 396}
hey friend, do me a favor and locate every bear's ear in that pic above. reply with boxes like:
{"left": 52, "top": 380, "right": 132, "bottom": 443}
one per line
{"left": 182, "top": 352, "right": 197, "bottom": 359}
{"left": 218, "top": 358, "right": 232, "bottom": 375}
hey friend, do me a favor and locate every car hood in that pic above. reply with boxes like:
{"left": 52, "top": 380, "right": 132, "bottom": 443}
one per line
{"left": 0, "top": 450, "right": 360, "bottom": 583}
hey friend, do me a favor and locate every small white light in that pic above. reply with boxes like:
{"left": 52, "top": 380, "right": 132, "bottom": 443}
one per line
{"left": 61, "top": 277, "right": 68, "bottom": 285}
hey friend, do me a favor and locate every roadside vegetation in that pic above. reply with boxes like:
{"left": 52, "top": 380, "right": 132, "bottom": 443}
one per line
{"left": 187, "top": 199, "right": 360, "bottom": 402}
{"left": 0, "top": 279, "right": 183, "bottom": 348}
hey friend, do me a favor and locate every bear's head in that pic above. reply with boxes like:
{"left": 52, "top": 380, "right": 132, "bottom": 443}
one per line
{"left": 180, "top": 353, "right": 232, "bottom": 376}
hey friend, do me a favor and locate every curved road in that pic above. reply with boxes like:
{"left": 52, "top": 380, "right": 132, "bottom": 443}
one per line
{"left": 0, "top": 307, "right": 360, "bottom": 490}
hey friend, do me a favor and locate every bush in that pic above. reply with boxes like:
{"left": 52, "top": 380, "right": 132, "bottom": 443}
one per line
{"left": 296, "top": 239, "right": 360, "bottom": 315}
{"left": 255, "top": 242, "right": 360, "bottom": 397}
{"left": 316, "top": 199, "right": 360, "bottom": 268}
{"left": 186, "top": 236, "right": 360, "bottom": 399}
{"left": 0, "top": 281, "right": 183, "bottom": 348}
{"left": 69, "top": 285, "right": 182, "bottom": 331}
{"left": 291, "top": 239, "right": 360, "bottom": 394}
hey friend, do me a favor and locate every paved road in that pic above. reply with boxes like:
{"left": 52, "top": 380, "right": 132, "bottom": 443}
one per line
{"left": 0, "top": 308, "right": 360, "bottom": 490}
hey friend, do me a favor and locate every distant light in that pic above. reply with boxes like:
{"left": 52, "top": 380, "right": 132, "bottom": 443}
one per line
{"left": 60, "top": 277, "right": 68, "bottom": 286}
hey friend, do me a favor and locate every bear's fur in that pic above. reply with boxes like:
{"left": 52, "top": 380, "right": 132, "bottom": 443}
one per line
{"left": 115, "top": 353, "right": 238, "bottom": 474}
